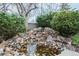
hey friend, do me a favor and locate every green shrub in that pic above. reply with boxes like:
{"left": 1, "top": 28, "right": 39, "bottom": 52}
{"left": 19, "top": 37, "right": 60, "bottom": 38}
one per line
{"left": 71, "top": 34, "right": 79, "bottom": 45}
{"left": 0, "top": 12, "right": 25, "bottom": 40}
{"left": 51, "top": 11, "right": 79, "bottom": 37}
{"left": 36, "top": 12, "right": 53, "bottom": 27}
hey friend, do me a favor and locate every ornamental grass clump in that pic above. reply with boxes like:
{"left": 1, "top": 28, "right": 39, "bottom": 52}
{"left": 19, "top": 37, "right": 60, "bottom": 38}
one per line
{"left": 36, "top": 42, "right": 61, "bottom": 56}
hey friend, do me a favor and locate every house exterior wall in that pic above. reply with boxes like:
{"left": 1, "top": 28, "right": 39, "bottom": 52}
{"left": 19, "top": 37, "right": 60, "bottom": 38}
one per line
{"left": 28, "top": 23, "right": 37, "bottom": 30}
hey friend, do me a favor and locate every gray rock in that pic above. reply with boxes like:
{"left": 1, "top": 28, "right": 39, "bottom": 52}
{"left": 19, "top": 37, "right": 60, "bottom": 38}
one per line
{"left": 44, "top": 27, "right": 58, "bottom": 35}
{"left": 47, "top": 35, "right": 54, "bottom": 42}
{"left": 75, "top": 45, "right": 79, "bottom": 53}
{"left": 56, "top": 42, "right": 63, "bottom": 48}
{"left": 13, "top": 51, "right": 20, "bottom": 56}
{"left": 30, "top": 35, "right": 36, "bottom": 39}
{"left": 64, "top": 38, "right": 72, "bottom": 44}
{"left": 57, "top": 36, "right": 65, "bottom": 41}
{"left": 65, "top": 44, "right": 75, "bottom": 51}
{"left": 75, "top": 48, "right": 79, "bottom": 53}
{"left": 36, "top": 33, "right": 42, "bottom": 38}
{"left": 58, "top": 48, "right": 79, "bottom": 56}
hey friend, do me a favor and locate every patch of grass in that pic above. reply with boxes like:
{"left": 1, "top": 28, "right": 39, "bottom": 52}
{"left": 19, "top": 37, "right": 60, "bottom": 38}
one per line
{"left": 71, "top": 34, "right": 79, "bottom": 45}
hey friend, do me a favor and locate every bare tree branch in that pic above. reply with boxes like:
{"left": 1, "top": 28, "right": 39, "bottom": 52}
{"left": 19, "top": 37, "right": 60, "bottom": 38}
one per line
{"left": 15, "top": 3, "right": 22, "bottom": 16}
{"left": 0, "top": 3, "right": 11, "bottom": 12}
{"left": 26, "top": 4, "right": 38, "bottom": 16}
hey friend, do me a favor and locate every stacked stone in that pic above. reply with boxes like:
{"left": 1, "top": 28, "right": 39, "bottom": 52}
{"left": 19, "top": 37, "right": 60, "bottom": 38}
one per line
{"left": 0, "top": 36, "right": 28, "bottom": 56}
{"left": 26, "top": 27, "right": 59, "bottom": 43}
{"left": 0, "top": 27, "right": 66, "bottom": 56}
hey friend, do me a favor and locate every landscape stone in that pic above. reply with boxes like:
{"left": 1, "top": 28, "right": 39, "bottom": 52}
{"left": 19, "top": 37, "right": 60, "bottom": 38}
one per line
{"left": 0, "top": 27, "right": 77, "bottom": 56}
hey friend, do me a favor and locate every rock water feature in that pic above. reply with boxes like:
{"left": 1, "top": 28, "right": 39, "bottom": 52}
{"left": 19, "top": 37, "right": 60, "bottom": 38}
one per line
{"left": 27, "top": 38, "right": 37, "bottom": 56}
{"left": 0, "top": 27, "right": 66, "bottom": 56}
{"left": 27, "top": 43, "right": 37, "bottom": 56}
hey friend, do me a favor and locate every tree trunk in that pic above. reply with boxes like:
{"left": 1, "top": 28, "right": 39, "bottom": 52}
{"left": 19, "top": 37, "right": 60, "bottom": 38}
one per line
{"left": 22, "top": 12, "right": 28, "bottom": 32}
{"left": 15, "top": 3, "right": 37, "bottom": 32}
{"left": 24, "top": 17, "right": 28, "bottom": 32}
